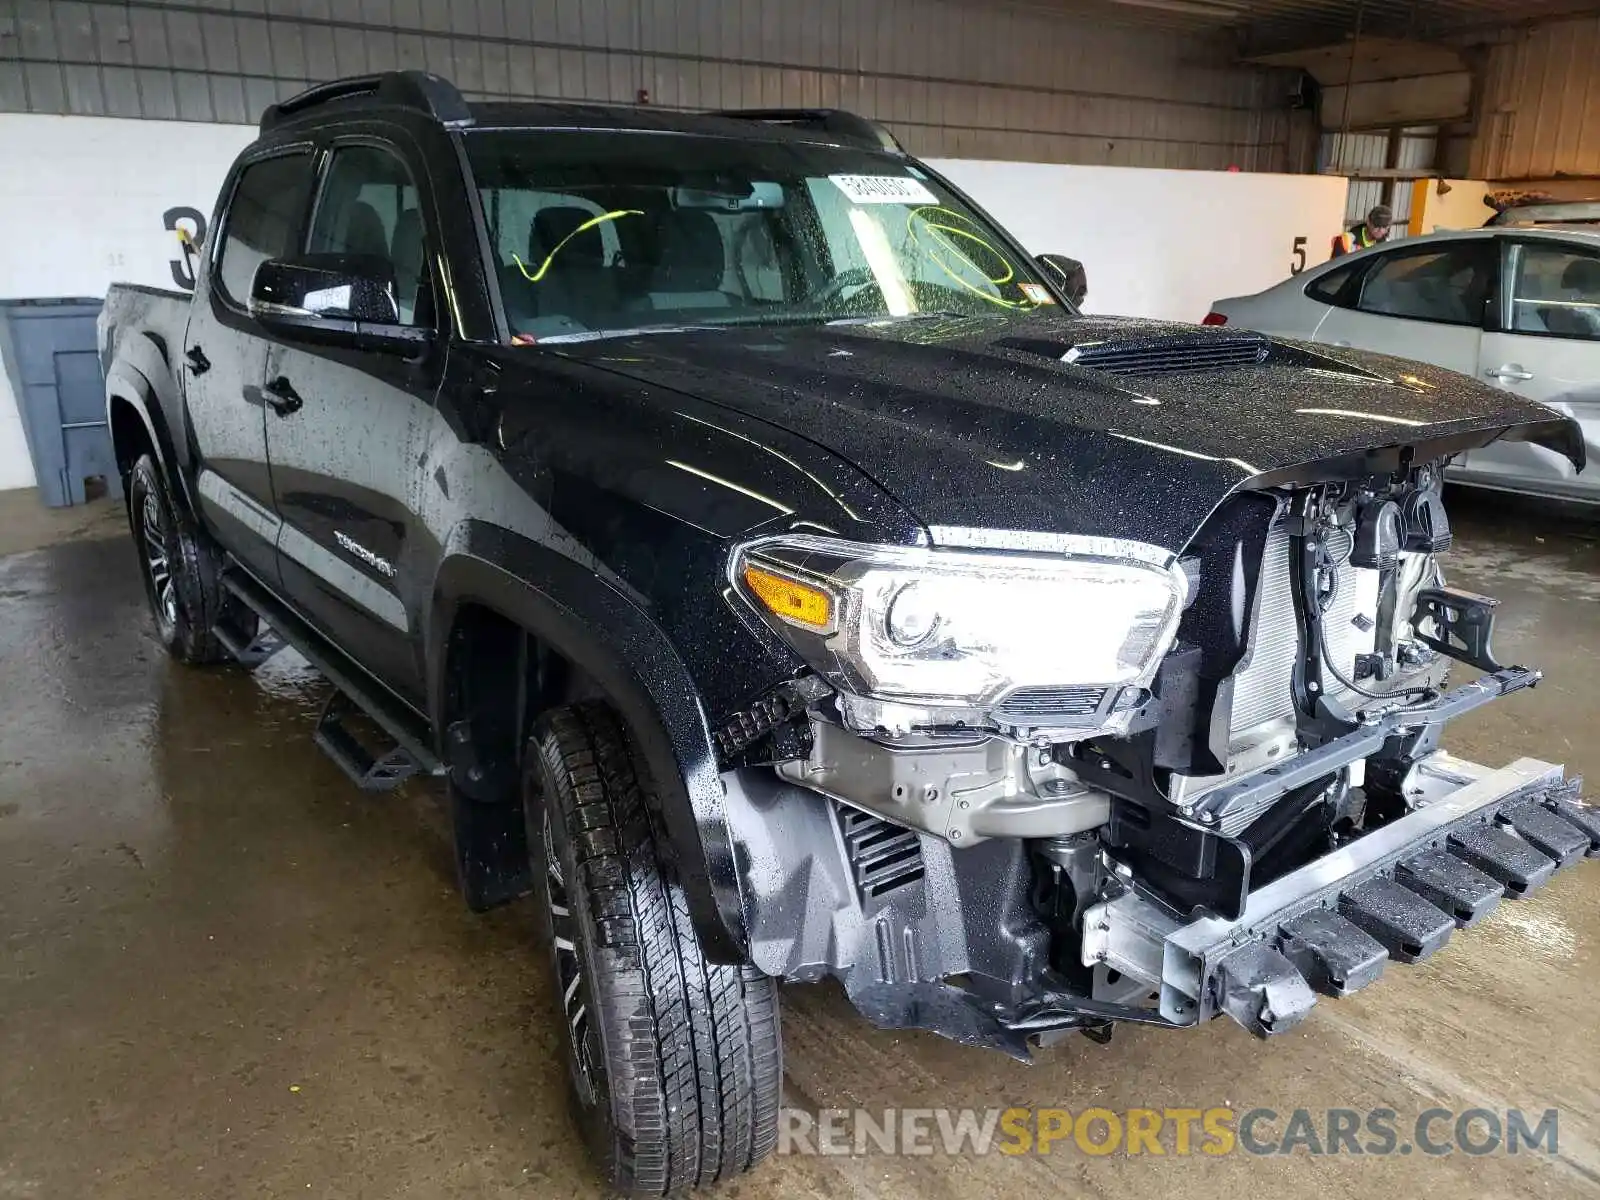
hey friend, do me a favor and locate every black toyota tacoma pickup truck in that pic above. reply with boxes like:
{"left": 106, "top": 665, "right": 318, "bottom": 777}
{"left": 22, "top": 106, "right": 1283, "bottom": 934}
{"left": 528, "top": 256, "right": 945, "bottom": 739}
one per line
{"left": 102, "top": 71, "right": 1598, "bottom": 1194}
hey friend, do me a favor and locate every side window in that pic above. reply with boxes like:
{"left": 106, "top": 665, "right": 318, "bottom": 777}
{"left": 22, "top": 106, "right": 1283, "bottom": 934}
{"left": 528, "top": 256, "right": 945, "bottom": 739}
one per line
{"left": 1305, "top": 263, "right": 1356, "bottom": 306}
{"left": 1354, "top": 242, "right": 1494, "bottom": 327}
{"left": 214, "top": 153, "right": 314, "bottom": 306}
{"left": 1507, "top": 242, "right": 1600, "bottom": 338}
{"left": 307, "top": 145, "right": 428, "bottom": 326}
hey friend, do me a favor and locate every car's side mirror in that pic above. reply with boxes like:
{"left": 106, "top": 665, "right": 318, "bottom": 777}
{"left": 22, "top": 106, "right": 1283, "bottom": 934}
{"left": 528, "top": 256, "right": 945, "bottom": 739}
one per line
{"left": 249, "top": 254, "right": 431, "bottom": 355}
{"left": 1035, "top": 253, "right": 1087, "bottom": 308}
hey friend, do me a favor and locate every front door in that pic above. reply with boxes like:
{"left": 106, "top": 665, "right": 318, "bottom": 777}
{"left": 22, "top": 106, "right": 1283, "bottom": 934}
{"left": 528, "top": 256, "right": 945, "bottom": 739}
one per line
{"left": 1466, "top": 238, "right": 1600, "bottom": 501}
{"left": 1311, "top": 238, "right": 1495, "bottom": 377}
{"left": 263, "top": 139, "right": 442, "bottom": 708}
{"left": 184, "top": 148, "right": 316, "bottom": 583}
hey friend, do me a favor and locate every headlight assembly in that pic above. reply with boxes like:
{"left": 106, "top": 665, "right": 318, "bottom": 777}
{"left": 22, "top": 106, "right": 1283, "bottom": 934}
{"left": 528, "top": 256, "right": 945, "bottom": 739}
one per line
{"left": 731, "top": 534, "right": 1188, "bottom": 739}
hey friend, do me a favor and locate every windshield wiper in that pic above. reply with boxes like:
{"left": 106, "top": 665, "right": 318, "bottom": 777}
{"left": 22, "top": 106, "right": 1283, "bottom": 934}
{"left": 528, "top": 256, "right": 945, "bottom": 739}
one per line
{"left": 533, "top": 323, "right": 723, "bottom": 344}
{"left": 825, "top": 310, "right": 973, "bottom": 325}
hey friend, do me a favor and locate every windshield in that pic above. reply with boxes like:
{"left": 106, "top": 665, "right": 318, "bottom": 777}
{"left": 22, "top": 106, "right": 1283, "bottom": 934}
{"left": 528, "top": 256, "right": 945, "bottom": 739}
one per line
{"left": 464, "top": 130, "right": 1058, "bottom": 341}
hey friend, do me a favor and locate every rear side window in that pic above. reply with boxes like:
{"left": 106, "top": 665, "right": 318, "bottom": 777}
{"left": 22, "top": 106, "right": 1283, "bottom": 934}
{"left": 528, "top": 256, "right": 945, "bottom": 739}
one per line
{"left": 1355, "top": 242, "right": 1494, "bottom": 327}
{"left": 1506, "top": 241, "right": 1600, "bottom": 338}
{"left": 1305, "top": 263, "right": 1356, "bottom": 305}
{"left": 214, "top": 153, "right": 314, "bottom": 306}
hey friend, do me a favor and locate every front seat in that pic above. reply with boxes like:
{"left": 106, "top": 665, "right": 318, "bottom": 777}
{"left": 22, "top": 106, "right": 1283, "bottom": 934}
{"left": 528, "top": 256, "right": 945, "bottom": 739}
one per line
{"left": 1546, "top": 257, "right": 1600, "bottom": 337}
{"left": 525, "top": 205, "right": 617, "bottom": 328}
{"left": 340, "top": 200, "right": 391, "bottom": 260}
{"left": 644, "top": 209, "right": 731, "bottom": 311}
{"left": 390, "top": 207, "right": 425, "bottom": 324}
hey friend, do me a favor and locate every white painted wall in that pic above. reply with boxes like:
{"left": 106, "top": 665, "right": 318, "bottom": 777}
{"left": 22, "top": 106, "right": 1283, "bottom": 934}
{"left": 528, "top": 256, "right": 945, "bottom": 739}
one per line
{"left": 0, "top": 115, "right": 253, "bottom": 491}
{"left": 0, "top": 114, "right": 1347, "bottom": 492}
{"left": 929, "top": 158, "right": 1350, "bottom": 323}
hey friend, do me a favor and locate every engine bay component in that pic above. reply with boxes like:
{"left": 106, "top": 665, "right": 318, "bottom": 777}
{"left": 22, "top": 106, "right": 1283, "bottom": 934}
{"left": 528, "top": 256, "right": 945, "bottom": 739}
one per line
{"left": 1401, "top": 485, "right": 1452, "bottom": 553}
{"left": 1350, "top": 499, "right": 1402, "bottom": 570}
{"left": 1414, "top": 586, "right": 1505, "bottom": 672}
{"left": 775, "top": 719, "right": 1110, "bottom": 844}
{"left": 1081, "top": 757, "right": 1592, "bottom": 1037}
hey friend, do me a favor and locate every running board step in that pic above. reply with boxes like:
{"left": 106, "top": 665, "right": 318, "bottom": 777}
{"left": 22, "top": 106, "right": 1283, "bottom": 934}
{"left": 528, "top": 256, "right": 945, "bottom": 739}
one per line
{"left": 314, "top": 689, "right": 424, "bottom": 792}
{"left": 213, "top": 615, "right": 286, "bottom": 668}
{"left": 219, "top": 567, "right": 443, "bottom": 790}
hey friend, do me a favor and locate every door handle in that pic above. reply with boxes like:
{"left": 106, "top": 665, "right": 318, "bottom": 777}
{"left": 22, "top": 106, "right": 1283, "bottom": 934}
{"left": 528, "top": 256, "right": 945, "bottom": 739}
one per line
{"left": 184, "top": 345, "right": 210, "bottom": 375}
{"left": 262, "top": 375, "right": 303, "bottom": 416}
{"left": 1484, "top": 364, "right": 1535, "bottom": 382}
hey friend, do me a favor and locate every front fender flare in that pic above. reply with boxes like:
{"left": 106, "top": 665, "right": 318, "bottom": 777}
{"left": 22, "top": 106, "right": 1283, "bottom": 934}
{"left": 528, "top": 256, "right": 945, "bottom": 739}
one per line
{"left": 429, "top": 521, "right": 748, "bottom": 963}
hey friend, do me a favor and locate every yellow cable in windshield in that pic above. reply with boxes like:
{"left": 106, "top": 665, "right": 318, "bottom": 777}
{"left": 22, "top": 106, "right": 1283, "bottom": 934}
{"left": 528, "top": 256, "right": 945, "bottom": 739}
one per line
{"left": 511, "top": 209, "right": 644, "bottom": 282}
{"left": 906, "top": 206, "right": 1038, "bottom": 311}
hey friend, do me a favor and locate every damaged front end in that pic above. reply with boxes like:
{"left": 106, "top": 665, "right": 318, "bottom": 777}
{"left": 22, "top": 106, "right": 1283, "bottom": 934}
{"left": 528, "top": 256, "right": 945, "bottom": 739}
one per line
{"left": 719, "top": 458, "right": 1597, "bottom": 1057}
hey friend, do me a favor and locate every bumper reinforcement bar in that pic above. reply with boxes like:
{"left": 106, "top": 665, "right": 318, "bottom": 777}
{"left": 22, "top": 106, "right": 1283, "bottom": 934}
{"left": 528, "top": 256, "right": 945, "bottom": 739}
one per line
{"left": 1084, "top": 753, "right": 1597, "bottom": 1038}
{"left": 1183, "top": 667, "right": 1543, "bottom": 828}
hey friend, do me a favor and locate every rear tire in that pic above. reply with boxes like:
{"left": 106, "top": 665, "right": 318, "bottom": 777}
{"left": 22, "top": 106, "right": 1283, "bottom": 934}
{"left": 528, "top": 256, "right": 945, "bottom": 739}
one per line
{"left": 525, "top": 702, "right": 781, "bottom": 1195}
{"left": 128, "top": 454, "right": 254, "bottom": 665}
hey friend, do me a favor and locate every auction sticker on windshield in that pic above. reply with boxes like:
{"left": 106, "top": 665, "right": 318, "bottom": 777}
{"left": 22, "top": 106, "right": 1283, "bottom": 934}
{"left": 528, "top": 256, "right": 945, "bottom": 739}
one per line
{"left": 831, "top": 174, "right": 938, "bottom": 205}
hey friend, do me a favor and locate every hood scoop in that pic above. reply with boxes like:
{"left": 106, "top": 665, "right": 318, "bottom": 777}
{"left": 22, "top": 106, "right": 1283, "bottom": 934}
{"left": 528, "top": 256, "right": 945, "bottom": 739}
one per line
{"left": 999, "top": 331, "right": 1271, "bottom": 377}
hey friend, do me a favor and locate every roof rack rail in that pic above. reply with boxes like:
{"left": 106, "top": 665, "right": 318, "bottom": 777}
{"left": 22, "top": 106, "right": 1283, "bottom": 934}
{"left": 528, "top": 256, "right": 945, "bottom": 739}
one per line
{"left": 713, "top": 108, "right": 904, "bottom": 155}
{"left": 260, "top": 71, "right": 473, "bottom": 132}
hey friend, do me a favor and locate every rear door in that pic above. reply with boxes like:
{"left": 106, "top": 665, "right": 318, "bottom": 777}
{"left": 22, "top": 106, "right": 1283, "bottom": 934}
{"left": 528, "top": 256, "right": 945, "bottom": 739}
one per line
{"left": 184, "top": 148, "right": 315, "bottom": 581}
{"left": 262, "top": 134, "right": 443, "bottom": 706}
{"left": 1310, "top": 238, "right": 1496, "bottom": 376}
{"left": 1464, "top": 237, "right": 1600, "bottom": 500}
{"left": 1214, "top": 260, "right": 1360, "bottom": 338}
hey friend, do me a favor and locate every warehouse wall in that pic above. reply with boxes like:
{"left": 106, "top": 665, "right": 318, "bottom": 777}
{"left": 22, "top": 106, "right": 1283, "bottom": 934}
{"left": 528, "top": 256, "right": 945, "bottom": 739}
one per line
{"left": 1321, "top": 127, "right": 1439, "bottom": 236}
{"left": 0, "top": 0, "right": 1295, "bottom": 171}
{"left": 1449, "top": 14, "right": 1600, "bottom": 182}
{"left": 0, "top": 111, "right": 1345, "bottom": 491}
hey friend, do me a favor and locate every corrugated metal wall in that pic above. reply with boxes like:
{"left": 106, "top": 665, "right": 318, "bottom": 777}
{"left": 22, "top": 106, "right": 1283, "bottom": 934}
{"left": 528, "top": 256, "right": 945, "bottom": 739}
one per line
{"left": 1320, "top": 125, "right": 1438, "bottom": 233}
{"left": 1460, "top": 14, "right": 1600, "bottom": 181}
{"left": 0, "top": 0, "right": 1295, "bottom": 170}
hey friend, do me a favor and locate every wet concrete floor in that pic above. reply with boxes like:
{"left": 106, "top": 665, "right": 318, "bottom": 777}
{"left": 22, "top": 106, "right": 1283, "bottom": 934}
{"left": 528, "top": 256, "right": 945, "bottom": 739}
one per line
{"left": 0, "top": 489, "right": 1596, "bottom": 1199}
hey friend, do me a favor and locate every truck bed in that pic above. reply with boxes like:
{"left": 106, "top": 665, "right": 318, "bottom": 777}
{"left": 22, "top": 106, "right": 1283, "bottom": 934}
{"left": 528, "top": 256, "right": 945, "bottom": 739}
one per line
{"left": 99, "top": 283, "right": 190, "bottom": 379}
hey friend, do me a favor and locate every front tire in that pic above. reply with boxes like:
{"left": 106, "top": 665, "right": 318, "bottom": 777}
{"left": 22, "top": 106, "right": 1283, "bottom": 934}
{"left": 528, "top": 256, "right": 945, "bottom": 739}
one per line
{"left": 526, "top": 702, "right": 781, "bottom": 1195}
{"left": 127, "top": 453, "right": 250, "bottom": 665}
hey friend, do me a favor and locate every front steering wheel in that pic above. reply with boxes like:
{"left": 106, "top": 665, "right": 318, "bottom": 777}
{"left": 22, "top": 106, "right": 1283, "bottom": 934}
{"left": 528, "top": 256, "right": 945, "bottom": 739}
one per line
{"left": 811, "top": 267, "right": 885, "bottom": 311}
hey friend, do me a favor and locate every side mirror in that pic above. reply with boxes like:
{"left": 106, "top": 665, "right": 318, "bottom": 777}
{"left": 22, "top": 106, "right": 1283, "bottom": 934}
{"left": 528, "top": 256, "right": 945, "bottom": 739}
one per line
{"left": 1035, "top": 253, "right": 1087, "bottom": 309}
{"left": 249, "top": 254, "right": 431, "bottom": 355}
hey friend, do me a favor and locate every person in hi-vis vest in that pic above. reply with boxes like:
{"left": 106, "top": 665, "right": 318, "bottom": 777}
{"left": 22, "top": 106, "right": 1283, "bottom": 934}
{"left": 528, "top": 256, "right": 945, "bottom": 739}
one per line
{"left": 1331, "top": 204, "right": 1393, "bottom": 259}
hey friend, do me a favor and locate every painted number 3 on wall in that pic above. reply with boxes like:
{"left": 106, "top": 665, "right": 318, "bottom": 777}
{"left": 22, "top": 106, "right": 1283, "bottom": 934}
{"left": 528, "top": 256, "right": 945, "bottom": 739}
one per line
{"left": 164, "top": 206, "right": 208, "bottom": 291}
{"left": 1290, "top": 236, "right": 1308, "bottom": 275}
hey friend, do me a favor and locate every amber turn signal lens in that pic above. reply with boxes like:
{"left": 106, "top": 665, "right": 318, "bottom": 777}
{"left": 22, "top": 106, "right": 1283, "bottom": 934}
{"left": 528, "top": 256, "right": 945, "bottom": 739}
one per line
{"left": 742, "top": 564, "right": 833, "bottom": 630}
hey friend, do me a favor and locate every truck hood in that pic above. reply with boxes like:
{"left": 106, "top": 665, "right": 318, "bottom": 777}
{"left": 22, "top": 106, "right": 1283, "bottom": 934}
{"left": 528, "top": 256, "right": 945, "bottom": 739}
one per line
{"left": 550, "top": 311, "right": 1583, "bottom": 554}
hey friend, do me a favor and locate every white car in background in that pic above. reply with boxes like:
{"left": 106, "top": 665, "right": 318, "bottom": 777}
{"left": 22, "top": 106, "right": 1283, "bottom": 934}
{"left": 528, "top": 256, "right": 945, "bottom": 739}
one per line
{"left": 1208, "top": 226, "right": 1599, "bottom": 503}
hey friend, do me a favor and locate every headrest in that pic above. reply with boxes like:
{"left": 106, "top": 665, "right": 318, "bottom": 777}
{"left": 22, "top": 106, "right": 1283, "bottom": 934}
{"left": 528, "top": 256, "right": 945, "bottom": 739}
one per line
{"left": 1560, "top": 255, "right": 1600, "bottom": 292}
{"left": 531, "top": 205, "right": 606, "bottom": 267}
{"left": 343, "top": 200, "right": 390, "bottom": 259}
{"left": 653, "top": 209, "right": 725, "bottom": 292}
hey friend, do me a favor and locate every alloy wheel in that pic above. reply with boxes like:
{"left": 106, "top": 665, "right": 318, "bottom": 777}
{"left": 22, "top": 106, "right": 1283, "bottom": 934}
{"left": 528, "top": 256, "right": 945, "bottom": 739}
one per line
{"left": 544, "top": 807, "right": 597, "bottom": 1103}
{"left": 139, "top": 488, "right": 179, "bottom": 633}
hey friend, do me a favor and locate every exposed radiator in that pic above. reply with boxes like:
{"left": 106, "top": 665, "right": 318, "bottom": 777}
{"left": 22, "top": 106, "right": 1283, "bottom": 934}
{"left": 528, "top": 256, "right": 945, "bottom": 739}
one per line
{"left": 1229, "top": 519, "right": 1374, "bottom": 734}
